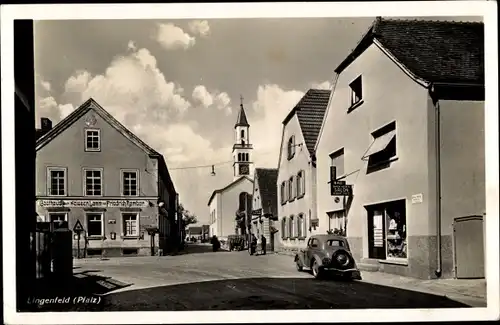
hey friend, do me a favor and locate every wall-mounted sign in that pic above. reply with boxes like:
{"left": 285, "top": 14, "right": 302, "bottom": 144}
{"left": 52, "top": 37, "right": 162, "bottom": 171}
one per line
{"left": 330, "top": 181, "right": 353, "bottom": 196}
{"left": 38, "top": 199, "right": 149, "bottom": 208}
{"left": 251, "top": 208, "right": 262, "bottom": 216}
{"left": 411, "top": 194, "right": 424, "bottom": 204}
{"left": 108, "top": 219, "right": 116, "bottom": 224}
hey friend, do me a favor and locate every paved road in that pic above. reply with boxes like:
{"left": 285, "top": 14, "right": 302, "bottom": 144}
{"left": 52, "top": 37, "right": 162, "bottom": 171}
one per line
{"left": 64, "top": 244, "right": 470, "bottom": 311}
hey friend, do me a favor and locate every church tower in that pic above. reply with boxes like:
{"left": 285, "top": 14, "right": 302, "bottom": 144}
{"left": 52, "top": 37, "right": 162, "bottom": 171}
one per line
{"left": 232, "top": 96, "right": 254, "bottom": 180}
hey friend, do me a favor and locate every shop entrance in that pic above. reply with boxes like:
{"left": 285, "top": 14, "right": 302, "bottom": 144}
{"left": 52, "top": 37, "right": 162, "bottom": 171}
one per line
{"left": 366, "top": 199, "right": 407, "bottom": 261}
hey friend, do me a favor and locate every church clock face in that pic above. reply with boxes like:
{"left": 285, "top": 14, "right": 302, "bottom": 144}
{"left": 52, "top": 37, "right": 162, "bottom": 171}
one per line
{"left": 239, "top": 163, "right": 250, "bottom": 175}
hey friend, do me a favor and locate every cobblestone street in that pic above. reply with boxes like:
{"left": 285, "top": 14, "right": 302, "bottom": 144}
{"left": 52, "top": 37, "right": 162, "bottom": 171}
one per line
{"left": 64, "top": 244, "right": 485, "bottom": 311}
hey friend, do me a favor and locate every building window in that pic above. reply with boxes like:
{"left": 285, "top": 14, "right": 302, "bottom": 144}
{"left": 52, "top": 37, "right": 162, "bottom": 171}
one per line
{"left": 281, "top": 217, "right": 287, "bottom": 239}
{"left": 330, "top": 148, "right": 345, "bottom": 179}
{"left": 241, "top": 130, "right": 245, "bottom": 138}
{"left": 287, "top": 135, "right": 295, "bottom": 160}
{"left": 123, "top": 213, "right": 139, "bottom": 237}
{"left": 349, "top": 75, "right": 363, "bottom": 108}
{"left": 297, "top": 214, "right": 305, "bottom": 238}
{"left": 327, "top": 210, "right": 346, "bottom": 236}
{"left": 47, "top": 167, "right": 67, "bottom": 196}
{"left": 296, "top": 170, "right": 306, "bottom": 197}
{"left": 245, "top": 153, "right": 249, "bottom": 161}
{"left": 84, "top": 168, "right": 103, "bottom": 196}
{"left": 288, "top": 176, "right": 296, "bottom": 201}
{"left": 365, "top": 121, "right": 397, "bottom": 173}
{"left": 86, "top": 213, "right": 103, "bottom": 237}
{"left": 48, "top": 212, "right": 67, "bottom": 224}
{"left": 85, "top": 129, "right": 101, "bottom": 151}
{"left": 367, "top": 199, "right": 407, "bottom": 260}
{"left": 121, "top": 170, "right": 138, "bottom": 196}
{"left": 289, "top": 215, "right": 295, "bottom": 238}
{"left": 280, "top": 181, "right": 287, "bottom": 205}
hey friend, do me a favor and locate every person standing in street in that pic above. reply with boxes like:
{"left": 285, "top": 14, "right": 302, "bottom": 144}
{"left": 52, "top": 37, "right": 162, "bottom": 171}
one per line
{"left": 249, "top": 234, "right": 257, "bottom": 255}
{"left": 261, "top": 235, "right": 267, "bottom": 255}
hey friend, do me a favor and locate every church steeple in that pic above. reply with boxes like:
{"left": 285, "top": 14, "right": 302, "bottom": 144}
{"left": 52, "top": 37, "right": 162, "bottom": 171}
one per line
{"left": 235, "top": 95, "right": 250, "bottom": 128}
{"left": 232, "top": 95, "right": 254, "bottom": 180}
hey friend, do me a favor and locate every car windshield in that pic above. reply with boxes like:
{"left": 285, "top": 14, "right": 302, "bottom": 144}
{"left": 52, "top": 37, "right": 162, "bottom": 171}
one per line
{"left": 326, "top": 239, "right": 344, "bottom": 247}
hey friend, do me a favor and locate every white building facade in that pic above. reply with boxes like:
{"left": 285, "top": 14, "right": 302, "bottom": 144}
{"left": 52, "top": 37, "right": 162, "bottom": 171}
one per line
{"left": 276, "top": 89, "right": 331, "bottom": 250}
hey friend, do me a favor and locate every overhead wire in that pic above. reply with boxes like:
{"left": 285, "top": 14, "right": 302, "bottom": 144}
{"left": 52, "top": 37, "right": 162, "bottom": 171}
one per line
{"left": 167, "top": 148, "right": 279, "bottom": 171}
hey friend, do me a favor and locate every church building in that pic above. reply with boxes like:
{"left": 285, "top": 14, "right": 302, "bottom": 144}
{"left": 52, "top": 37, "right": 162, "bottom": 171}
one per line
{"left": 208, "top": 99, "right": 254, "bottom": 240}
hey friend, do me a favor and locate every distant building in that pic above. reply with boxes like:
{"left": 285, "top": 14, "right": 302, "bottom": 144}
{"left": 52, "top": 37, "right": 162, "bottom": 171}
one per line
{"left": 277, "top": 89, "right": 331, "bottom": 250}
{"left": 251, "top": 168, "right": 279, "bottom": 251}
{"left": 35, "top": 98, "right": 181, "bottom": 257}
{"left": 186, "top": 226, "right": 203, "bottom": 240}
{"left": 208, "top": 101, "right": 254, "bottom": 240}
{"left": 315, "top": 18, "right": 485, "bottom": 279}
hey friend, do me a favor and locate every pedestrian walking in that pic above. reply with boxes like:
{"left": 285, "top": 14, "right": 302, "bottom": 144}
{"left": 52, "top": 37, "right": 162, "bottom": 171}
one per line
{"left": 249, "top": 234, "right": 257, "bottom": 255}
{"left": 211, "top": 235, "right": 220, "bottom": 252}
{"left": 261, "top": 235, "right": 267, "bottom": 255}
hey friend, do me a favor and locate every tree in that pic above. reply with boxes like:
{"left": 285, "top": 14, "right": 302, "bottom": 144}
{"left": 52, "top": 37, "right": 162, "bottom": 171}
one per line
{"left": 178, "top": 203, "right": 198, "bottom": 228}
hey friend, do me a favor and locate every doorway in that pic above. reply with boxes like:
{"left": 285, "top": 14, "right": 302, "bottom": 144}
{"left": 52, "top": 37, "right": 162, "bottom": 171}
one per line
{"left": 367, "top": 208, "right": 386, "bottom": 259}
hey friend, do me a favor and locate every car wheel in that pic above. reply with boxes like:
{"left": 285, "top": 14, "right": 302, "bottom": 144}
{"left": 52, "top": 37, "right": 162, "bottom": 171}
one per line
{"left": 311, "top": 259, "right": 322, "bottom": 279}
{"left": 296, "top": 260, "right": 303, "bottom": 271}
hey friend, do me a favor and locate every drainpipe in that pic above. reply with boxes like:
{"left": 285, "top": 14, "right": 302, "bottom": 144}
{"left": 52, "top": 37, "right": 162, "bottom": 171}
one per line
{"left": 432, "top": 84, "right": 442, "bottom": 278}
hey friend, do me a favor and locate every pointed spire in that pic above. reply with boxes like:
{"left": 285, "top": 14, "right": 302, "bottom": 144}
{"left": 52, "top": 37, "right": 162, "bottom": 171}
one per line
{"left": 235, "top": 94, "right": 250, "bottom": 128}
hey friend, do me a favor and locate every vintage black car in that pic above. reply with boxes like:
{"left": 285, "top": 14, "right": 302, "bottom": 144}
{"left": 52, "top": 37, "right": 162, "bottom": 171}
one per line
{"left": 294, "top": 234, "right": 362, "bottom": 280}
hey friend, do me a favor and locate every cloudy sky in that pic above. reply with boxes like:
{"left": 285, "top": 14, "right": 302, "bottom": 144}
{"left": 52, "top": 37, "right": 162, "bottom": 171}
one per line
{"left": 34, "top": 16, "right": 480, "bottom": 223}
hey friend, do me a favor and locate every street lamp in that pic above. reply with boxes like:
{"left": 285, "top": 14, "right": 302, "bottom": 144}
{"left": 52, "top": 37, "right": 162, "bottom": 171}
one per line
{"left": 210, "top": 165, "right": 216, "bottom": 176}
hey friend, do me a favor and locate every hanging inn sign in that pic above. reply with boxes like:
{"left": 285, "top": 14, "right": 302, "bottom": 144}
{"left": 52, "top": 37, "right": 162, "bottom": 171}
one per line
{"left": 329, "top": 166, "right": 353, "bottom": 197}
{"left": 37, "top": 199, "right": 149, "bottom": 208}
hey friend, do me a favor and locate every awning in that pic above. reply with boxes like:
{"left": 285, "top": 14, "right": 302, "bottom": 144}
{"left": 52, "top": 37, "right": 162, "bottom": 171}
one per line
{"left": 362, "top": 130, "right": 396, "bottom": 159}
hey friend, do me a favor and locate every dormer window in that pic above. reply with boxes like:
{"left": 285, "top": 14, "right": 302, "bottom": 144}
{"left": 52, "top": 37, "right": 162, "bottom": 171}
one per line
{"left": 349, "top": 75, "right": 363, "bottom": 111}
{"left": 287, "top": 135, "right": 295, "bottom": 160}
{"left": 85, "top": 129, "right": 101, "bottom": 152}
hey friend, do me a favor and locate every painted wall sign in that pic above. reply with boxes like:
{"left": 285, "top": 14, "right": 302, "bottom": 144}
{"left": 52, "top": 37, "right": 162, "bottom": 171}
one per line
{"left": 37, "top": 199, "right": 149, "bottom": 208}
{"left": 411, "top": 194, "right": 424, "bottom": 204}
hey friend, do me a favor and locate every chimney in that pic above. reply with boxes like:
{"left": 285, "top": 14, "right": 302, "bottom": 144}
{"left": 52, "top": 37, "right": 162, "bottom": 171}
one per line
{"left": 40, "top": 118, "right": 52, "bottom": 132}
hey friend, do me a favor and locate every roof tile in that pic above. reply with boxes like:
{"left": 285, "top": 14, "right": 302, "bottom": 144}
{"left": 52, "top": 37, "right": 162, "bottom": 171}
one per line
{"left": 255, "top": 168, "right": 279, "bottom": 217}
{"left": 293, "top": 89, "right": 331, "bottom": 154}
{"left": 375, "top": 18, "right": 484, "bottom": 84}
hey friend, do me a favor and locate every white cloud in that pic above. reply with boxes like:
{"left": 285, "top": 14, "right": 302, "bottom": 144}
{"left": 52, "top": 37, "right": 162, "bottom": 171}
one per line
{"left": 65, "top": 70, "right": 91, "bottom": 93}
{"left": 188, "top": 20, "right": 210, "bottom": 37}
{"left": 311, "top": 80, "right": 332, "bottom": 90}
{"left": 41, "top": 80, "right": 51, "bottom": 92}
{"left": 192, "top": 85, "right": 213, "bottom": 108}
{"left": 155, "top": 23, "right": 195, "bottom": 50}
{"left": 192, "top": 85, "right": 232, "bottom": 115}
{"left": 59, "top": 103, "right": 75, "bottom": 119}
{"left": 214, "top": 92, "right": 232, "bottom": 115}
{"left": 127, "top": 40, "right": 137, "bottom": 51}
{"left": 250, "top": 84, "right": 305, "bottom": 168}
{"left": 36, "top": 96, "right": 71, "bottom": 127}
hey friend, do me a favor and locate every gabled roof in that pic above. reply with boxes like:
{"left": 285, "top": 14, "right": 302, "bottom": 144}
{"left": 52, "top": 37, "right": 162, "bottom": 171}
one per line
{"left": 254, "top": 168, "right": 278, "bottom": 217}
{"left": 235, "top": 103, "right": 250, "bottom": 128}
{"left": 335, "top": 17, "right": 484, "bottom": 85}
{"left": 35, "top": 98, "right": 177, "bottom": 194}
{"left": 207, "top": 175, "right": 253, "bottom": 206}
{"left": 36, "top": 98, "right": 161, "bottom": 155}
{"left": 282, "top": 89, "right": 331, "bottom": 155}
